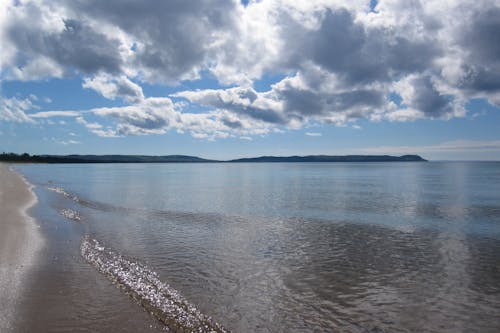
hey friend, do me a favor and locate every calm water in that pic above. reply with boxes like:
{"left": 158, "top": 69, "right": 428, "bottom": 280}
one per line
{"left": 14, "top": 162, "right": 500, "bottom": 332}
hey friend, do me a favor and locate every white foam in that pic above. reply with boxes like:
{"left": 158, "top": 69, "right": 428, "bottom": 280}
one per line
{"left": 48, "top": 186, "right": 79, "bottom": 202}
{"left": 80, "top": 237, "right": 229, "bottom": 332}
{"left": 60, "top": 208, "right": 82, "bottom": 222}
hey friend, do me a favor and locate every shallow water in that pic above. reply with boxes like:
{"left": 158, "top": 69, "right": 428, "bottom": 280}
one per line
{"left": 15, "top": 162, "right": 500, "bottom": 332}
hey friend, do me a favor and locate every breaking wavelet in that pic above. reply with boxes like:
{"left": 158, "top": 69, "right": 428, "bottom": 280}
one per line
{"left": 48, "top": 186, "right": 80, "bottom": 202}
{"left": 59, "top": 208, "right": 82, "bottom": 222}
{"left": 80, "top": 237, "right": 229, "bottom": 333}
{"left": 49, "top": 185, "right": 229, "bottom": 331}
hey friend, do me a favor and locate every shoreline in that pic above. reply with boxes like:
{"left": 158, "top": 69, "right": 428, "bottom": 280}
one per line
{"left": 0, "top": 163, "right": 43, "bottom": 331}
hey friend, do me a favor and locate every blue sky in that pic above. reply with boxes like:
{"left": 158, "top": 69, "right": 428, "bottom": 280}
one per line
{"left": 1, "top": 0, "right": 500, "bottom": 160}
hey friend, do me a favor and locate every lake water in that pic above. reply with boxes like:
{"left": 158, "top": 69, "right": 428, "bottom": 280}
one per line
{"left": 14, "top": 162, "right": 500, "bottom": 332}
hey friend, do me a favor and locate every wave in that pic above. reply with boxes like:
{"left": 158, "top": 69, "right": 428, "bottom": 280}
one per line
{"left": 80, "top": 237, "right": 229, "bottom": 332}
{"left": 47, "top": 186, "right": 131, "bottom": 213}
{"left": 46, "top": 185, "right": 223, "bottom": 222}
{"left": 49, "top": 185, "right": 229, "bottom": 330}
{"left": 48, "top": 186, "right": 80, "bottom": 202}
{"left": 60, "top": 208, "right": 81, "bottom": 222}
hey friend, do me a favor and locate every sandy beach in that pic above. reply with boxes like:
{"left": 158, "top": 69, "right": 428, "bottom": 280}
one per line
{"left": 0, "top": 163, "right": 43, "bottom": 331}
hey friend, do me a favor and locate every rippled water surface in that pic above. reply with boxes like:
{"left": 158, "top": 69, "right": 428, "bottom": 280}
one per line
{"left": 15, "top": 162, "right": 500, "bottom": 332}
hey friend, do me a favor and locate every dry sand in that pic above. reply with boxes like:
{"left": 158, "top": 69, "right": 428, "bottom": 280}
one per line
{"left": 0, "top": 163, "right": 43, "bottom": 331}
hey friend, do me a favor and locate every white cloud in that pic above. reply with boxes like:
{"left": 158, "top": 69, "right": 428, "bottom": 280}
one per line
{"left": 30, "top": 110, "right": 80, "bottom": 118}
{"left": 9, "top": 57, "right": 65, "bottom": 81}
{"left": 305, "top": 132, "right": 322, "bottom": 137}
{"left": 82, "top": 74, "right": 144, "bottom": 103}
{"left": 62, "top": 97, "right": 277, "bottom": 140}
{"left": 0, "top": 96, "right": 36, "bottom": 122}
{"left": 58, "top": 139, "right": 81, "bottom": 145}
{"left": 76, "top": 116, "right": 118, "bottom": 138}
{"left": 1, "top": 0, "right": 499, "bottom": 139}
{"left": 175, "top": 67, "right": 388, "bottom": 128}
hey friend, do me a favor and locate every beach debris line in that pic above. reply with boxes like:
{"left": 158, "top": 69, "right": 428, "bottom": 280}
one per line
{"left": 59, "top": 208, "right": 81, "bottom": 222}
{"left": 80, "top": 236, "right": 229, "bottom": 333}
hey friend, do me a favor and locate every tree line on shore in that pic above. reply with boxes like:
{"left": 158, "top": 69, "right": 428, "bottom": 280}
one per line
{"left": 0, "top": 152, "right": 67, "bottom": 163}
{"left": 1, "top": 152, "right": 427, "bottom": 163}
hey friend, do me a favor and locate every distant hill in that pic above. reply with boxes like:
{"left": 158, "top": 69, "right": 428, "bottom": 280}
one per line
{"left": 54, "top": 154, "right": 215, "bottom": 163}
{"left": 0, "top": 153, "right": 214, "bottom": 163}
{"left": 1, "top": 153, "right": 427, "bottom": 163}
{"left": 228, "top": 155, "right": 427, "bottom": 162}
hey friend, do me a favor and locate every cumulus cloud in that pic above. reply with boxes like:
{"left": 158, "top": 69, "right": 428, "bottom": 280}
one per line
{"left": 83, "top": 74, "right": 144, "bottom": 103}
{"left": 1, "top": 0, "right": 499, "bottom": 138}
{"left": 58, "top": 139, "right": 81, "bottom": 145}
{"left": 28, "top": 96, "right": 275, "bottom": 140}
{"left": 75, "top": 116, "right": 117, "bottom": 138}
{"left": 0, "top": 96, "right": 36, "bottom": 122}
{"left": 1, "top": 0, "right": 238, "bottom": 82}
{"left": 174, "top": 66, "right": 388, "bottom": 127}
{"left": 69, "top": 0, "right": 238, "bottom": 82}
{"left": 84, "top": 97, "right": 275, "bottom": 139}
{"left": 4, "top": 3, "right": 123, "bottom": 80}
{"left": 451, "top": 6, "right": 500, "bottom": 105}
{"left": 30, "top": 110, "right": 80, "bottom": 118}
{"left": 90, "top": 98, "right": 175, "bottom": 136}
{"left": 173, "top": 1, "right": 498, "bottom": 130}
{"left": 173, "top": 86, "right": 286, "bottom": 125}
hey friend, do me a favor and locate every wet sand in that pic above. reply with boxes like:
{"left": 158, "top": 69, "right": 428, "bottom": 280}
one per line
{"left": 6, "top": 164, "right": 169, "bottom": 332}
{"left": 0, "top": 163, "right": 43, "bottom": 331}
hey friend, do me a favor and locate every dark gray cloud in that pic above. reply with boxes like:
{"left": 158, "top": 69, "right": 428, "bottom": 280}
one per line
{"left": 280, "top": 89, "right": 323, "bottom": 117}
{"left": 462, "top": 8, "right": 500, "bottom": 65}
{"left": 307, "top": 9, "right": 439, "bottom": 86}
{"left": 459, "top": 68, "right": 500, "bottom": 93}
{"left": 407, "top": 76, "right": 455, "bottom": 118}
{"left": 7, "top": 6, "right": 123, "bottom": 76}
{"left": 277, "top": 72, "right": 385, "bottom": 119}
{"left": 457, "top": 7, "right": 500, "bottom": 98}
{"left": 326, "top": 90, "right": 385, "bottom": 113}
{"left": 221, "top": 118, "right": 243, "bottom": 129}
{"left": 3, "top": 0, "right": 238, "bottom": 82}
{"left": 65, "top": 0, "right": 238, "bottom": 82}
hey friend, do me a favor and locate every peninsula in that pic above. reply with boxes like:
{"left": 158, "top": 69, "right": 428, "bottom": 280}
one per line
{"left": 0, "top": 153, "right": 427, "bottom": 163}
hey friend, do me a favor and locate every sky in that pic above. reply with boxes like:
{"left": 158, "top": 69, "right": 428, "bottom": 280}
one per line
{"left": 1, "top": 0, "right": 500, "bottom": 160}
